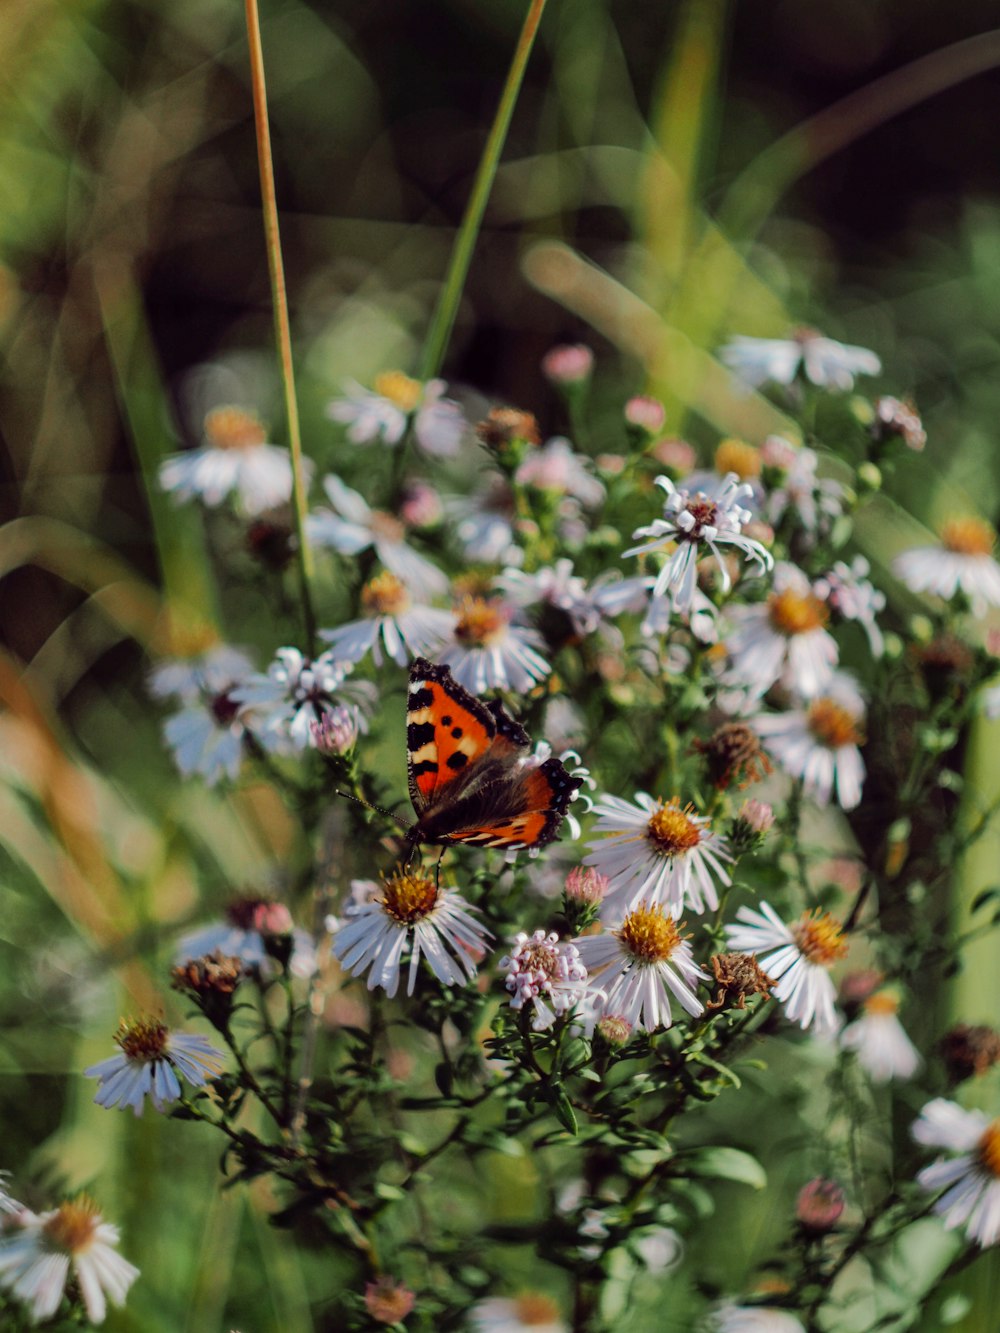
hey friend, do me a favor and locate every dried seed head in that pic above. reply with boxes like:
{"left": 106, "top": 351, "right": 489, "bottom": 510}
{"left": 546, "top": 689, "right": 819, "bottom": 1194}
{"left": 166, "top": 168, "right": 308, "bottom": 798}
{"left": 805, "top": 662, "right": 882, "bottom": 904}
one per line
{"left": 706, "top": 952, "right": 775, "bottom": 1011}
{"left": 939, "top": 1024, "right": 1000, "bottom": 1084}
{"left": 696, "top": 721, "right": 773, "bottom": 790}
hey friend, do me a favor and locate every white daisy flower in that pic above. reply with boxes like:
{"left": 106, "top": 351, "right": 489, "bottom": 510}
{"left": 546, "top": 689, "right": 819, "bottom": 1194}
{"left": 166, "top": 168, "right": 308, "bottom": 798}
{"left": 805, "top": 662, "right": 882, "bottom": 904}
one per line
{"left": 306, "top": 474, "right": 447, "bottom": 598}
{"left": 575, "top": 902, "right": 707, "bottom": 1032}
{"left": 436, "top": 597, "right": 551, "bottom": 694}
{"left": 720, "top": 327, "right": 881, "bottom": 392}
{"left": 156, "top": 647, "right": 256, "bottom": 786}
{"left": 327, "top": 370, "right": 465, "bottom": 457}
{"left": 469, "top": 1292, "right": 567, "bottom": 1333}
{"left": 840, "top": 991, "right": 921, "bottom": 1083}
{"left": 332, "top": 870, "right": 491, "bottom": 998}
{"left": 0, "top": 1198, "right": 139, "bottom": 1325}
{"left": 624, "top": 473, "right": 773, "bottom": 617}
{"left": 148, "top": 642, "right": 253, "bottom": 704}
{"left": 766, "top": 445, "right": 845, "bottom": 535}
{"left": 501, "top": 931, "right": 589, "bottom": 1031}
{"left": 84, "top": 1017, "right": 224, "bottom": 1115}
{"left": 176, "top": 895, "right": 316, "bottom": 979}
{"left": 514, "top": 437, "right": 605, "bottom": 508}
{"left": 723, "top": 562, "right": 838, "bottom": 700}
{"left": 893, "top": 517, "right": 1000, "bottom": 616}
{"left": 751, "top": 673, "right": 866, "bottom": 811}
{"left": 498, "top": 560, "right": 607, "bottom": 639}
{"left": 913, "top": 1098, "right": 1000, "bottom": 1247}
{"left": 724, "top": 902, "right": 847, "bottom": 1037}
{"left": 231, "top": 647, "right": 377, "bottom": 753}
{"left": 446, "top": 476, "right": 520, "bottom": 565}
{"left": 714, "top": 1304, "right": 805, "bottom": 1333}
{"left": 159, "top": 405, "right": 302, "bottom": 516}
{"left": 583, "top": 792, "right": 731, "bottom": 917}
{"left": 813, "top": 556, "right": 886, "bottom": 657}
{"left": 319, "top": 571, "right": 453, "bottom": 668}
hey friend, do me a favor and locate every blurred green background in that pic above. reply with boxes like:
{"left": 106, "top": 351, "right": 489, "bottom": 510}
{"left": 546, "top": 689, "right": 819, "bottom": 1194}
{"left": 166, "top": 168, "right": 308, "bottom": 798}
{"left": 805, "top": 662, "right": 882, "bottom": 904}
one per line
{"left": 2, "top": 1, "right": 1000, "bottom": 1328}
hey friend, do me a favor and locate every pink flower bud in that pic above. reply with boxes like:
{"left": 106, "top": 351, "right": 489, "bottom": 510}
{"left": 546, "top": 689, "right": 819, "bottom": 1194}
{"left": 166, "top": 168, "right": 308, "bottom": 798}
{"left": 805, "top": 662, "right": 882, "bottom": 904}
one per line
{"left": 760, "top": 434, "right": 798, "bottom": 471}
{"left": 795, "top": 1179, "right": 845, "bottom": 1232}
{"left": 624, "top": 395, "right": 665, "bottom": 434}
{"left": 739, "top": 799, "right": 774, "bottom": 834}
{"left": 564, "top": 867, "right": 609, "bottom": 905}
{"left": 542, "top": 343, "right": 594, "bottom": 385}
{"left": 364, "top": 1276, "right": 416, "bottom": 1324}
{"left": 596, "top": 1014, "right": 633, "bottom": 1048}
{"left": 251, "top": 901, "right": 294, "bottom": 937}
{"left": 310, "top": 705, "right": 359, "bottom": 755}
{"left": 649, "top": 438, "right": 695, "bottom": 476}
{"left": 398, "top": 479, "right": 442, "bottom": 528}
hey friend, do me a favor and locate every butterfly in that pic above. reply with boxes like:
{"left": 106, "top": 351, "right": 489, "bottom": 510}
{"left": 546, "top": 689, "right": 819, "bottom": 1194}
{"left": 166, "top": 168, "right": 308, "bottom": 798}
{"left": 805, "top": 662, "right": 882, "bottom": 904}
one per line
{"left": 405, "top": 657, "right": 582, "bottom": 851}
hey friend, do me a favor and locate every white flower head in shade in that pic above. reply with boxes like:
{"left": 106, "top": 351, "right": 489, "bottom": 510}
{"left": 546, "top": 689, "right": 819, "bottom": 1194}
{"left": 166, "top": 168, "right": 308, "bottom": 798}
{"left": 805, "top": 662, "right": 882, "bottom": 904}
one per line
{"left": 469, "top": 1292, "right": 568, "bottom": 1333}
{"left": 840, "top": 990, "right": 921, "bottom": 1083}
{"left": 624, "top": 473, "right": 773, "bottom": 617}
{"left": 724, "top": 902, "right": 847, "bottom": 1037}
{"left": 720, "top": 327, "right": 881, "bottom": 392}
{"left": 327, "top": 370, "right": 465, "bottom": 457}
{"left": 436, "top": 596, "right": 551, "bottom": 695}
{"left": 766, "top": 445, "right": 845, "bottom": 536}
{"left": 332, "top": 870, "right": 491, "bottom": 998}
{"left": 148, "top": 642, "right": 253, "bottom": 704}
{"left": 752, "top": 672, "right": 866, "bottom": 811}
{"left": 813, "top": 556, "right": 886, "bottom": 657}
{"left": 0, "top": 1197, "right": 139, "bottom": 1325}
{"left": 714, "top": 1304, "right": 805, "bottom": 1333}
{"left": 446, "top": 475, "right": 520, "bottom": 565}
{"left": 575, "top": 903, "right": 707, "bottom": 1032}
{"left": 176, "top": 895, "right": 316, "bottom": 979}
{"left": 912, "top": 1098, "right": 1000, "bottom": 1247}
{"left": 514, "top": 437, "right": 605, "bottom": 508}
{"left": 155, "top": 647, "right": 257, "bottom": 787}
{"left": 501, "top": 930, "right": 589, "bottom": 1031}
{"left": 319, "top": 570, "right": 453, "bottom": 668}
{"left": 584, "top": 792, "right": 732, "bottom": 918}
{"left": 159, "top": 405, "right": 303, "bottom": 516}
{"left": 84, "top": 1017, "right": 224, "bottom": 1116}
{"left": 498, "top": 560, "right": 607, "bottom": 640}
{"left": 231, "top": 647, "right": 376, "bottom": 753}
{"left": 893, "top": 516, "right": 1000, "bottom": 616}
{"left": 723, "top": 562, "right": 839, "bottom": 700}
{"left": 306, "top": 475, "right": 447, "bottom": 598}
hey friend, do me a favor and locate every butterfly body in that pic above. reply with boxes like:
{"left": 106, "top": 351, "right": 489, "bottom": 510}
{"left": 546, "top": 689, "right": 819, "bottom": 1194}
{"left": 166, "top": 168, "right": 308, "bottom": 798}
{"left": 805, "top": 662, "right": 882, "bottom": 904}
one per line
{"left": 406, "top": 658, "right": 582, "bottom": 850}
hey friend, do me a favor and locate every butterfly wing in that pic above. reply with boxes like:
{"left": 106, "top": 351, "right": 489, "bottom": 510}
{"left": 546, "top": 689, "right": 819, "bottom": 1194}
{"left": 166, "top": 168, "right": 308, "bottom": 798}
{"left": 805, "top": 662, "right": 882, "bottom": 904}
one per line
{"left": 437, "top": 755, "right": 583, "bottom": 850}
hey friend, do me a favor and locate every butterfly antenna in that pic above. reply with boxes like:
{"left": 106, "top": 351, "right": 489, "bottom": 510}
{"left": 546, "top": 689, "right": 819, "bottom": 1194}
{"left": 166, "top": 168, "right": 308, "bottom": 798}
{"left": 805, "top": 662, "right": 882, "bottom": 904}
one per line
{"left": 330, "top": 787, "right": 413, "bottom": 832}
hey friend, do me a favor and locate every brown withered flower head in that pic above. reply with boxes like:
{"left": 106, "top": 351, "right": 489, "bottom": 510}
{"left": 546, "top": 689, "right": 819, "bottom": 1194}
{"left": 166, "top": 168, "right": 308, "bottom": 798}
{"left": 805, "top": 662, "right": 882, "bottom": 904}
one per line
{"left": 475, "top": 406, "right": 541, "bottom": 458}
{"left": 172, "top": 951, "right": 244, "bottom": 1030}
{"left": 695, "top": 721, "right": 773, "bottom": 790}
{"left": 939, "top": 1023, "right": 1000, "bottom": 1084}
{"left": 706, "top": 952, "right": 776, "bottom": 1011}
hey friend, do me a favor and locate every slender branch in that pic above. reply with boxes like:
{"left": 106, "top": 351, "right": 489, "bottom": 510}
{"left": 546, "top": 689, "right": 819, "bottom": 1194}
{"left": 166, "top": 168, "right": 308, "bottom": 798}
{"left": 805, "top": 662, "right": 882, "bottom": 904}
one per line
{"left": 419, "top": 0, "right": 549, "bottom": 381}
{"left": 244, "top": 0, "right": 317, "bottom": 652}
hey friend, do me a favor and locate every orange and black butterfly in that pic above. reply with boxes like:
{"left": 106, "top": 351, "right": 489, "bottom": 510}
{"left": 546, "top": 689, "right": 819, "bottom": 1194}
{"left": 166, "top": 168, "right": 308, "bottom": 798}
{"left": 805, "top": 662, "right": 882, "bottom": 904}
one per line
{"left": 405, "top": 658, "right": 582, "bottom": 851}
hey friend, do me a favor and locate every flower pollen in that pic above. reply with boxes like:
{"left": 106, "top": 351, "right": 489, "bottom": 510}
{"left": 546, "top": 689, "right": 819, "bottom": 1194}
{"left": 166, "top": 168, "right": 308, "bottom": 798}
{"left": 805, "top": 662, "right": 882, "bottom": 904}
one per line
{"left": 618, "top": 904, "right": 682, "bottom": 964}
{"left": 979, "top": 1121, "right": 1000, "bottom": 1177}
{"left": 940, "top": 516, "right": 995, "bottom": 556}
{"left": 715, "top": 438, "right": 761, "bottom": 480}
{"left": 807, "top": 698, "right": 864, "bottom": 749}
{"left": 792, "top": 910, "right": 848, "bottom": 966}
{"left": 373, "top": 369, "right": 422, "bottom": 412}
{"left": 203, "top": 405, "right": 267, "bottom": 451}
{"left": 361, "top": 570, "right": 411, "bottom": 617}
{"left": 115, "top": 1017, "right": 169, "bottom": 1062}
{"left": 646, "top": 800, "right": 702, "bottom": 855}
{"left": 454, "top": 596, "right": 509, "bottom": 646}
{"left": 864, "top": 991, "right": 900, "bottom": 1017}
{"left": 514, "top": 1293, "right": 562, "bottom": 1325}
{"left": 42, "top": 1199, "right": 100, "bottom": 1256}
{"left": 381, "top": 871, "right": 439, "bottom": 924}
{"left": 768, "top": 587, "right": 829, "bottom": 636}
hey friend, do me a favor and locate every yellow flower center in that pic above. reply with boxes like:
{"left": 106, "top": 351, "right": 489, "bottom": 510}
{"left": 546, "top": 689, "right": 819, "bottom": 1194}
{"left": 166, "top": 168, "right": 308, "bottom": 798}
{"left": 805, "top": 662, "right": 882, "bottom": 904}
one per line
{"left": 380, "top": 871, "right": 439, "bottom": 924}
{"left": 203, "top": 405, "right": 267, "bottom": 451}
{"left": 978, "top": 1121, "right": 1000, "bottom": 1177}
{"left": 646, "top": 800, "right": 703, "bottom": 855}
{"left": 768, "top": 588, "right": 829, "bottom": 636}
{"left": 42, "top": 1200, "right": 99, "bottom": 1256}
{"left": 715, "top": 438, "right": 761, "bottom": 480}
{"left": 807, "top": 698, "right": 864, "bottom": 749}
{"left": 940, "top": 516, "right": 996, "bottom": 556}
{"left": 150, "top": 614, "right": 219, "bottom": 659}
{"left": 618, "top": 904, "right": 682, "bottom": 964}
{"left": 454, "top": 596, "right": 509, "bottom": 646}
{"left": 361, "top": 571, "right": 411, "bottom": 617}
{"left": 115, "top": 1017, "right": 169, "bottom": 1062}
{"left": 792, "top": 911, "right": 848, "bottom": 966}
{"left": 513, "top": 1294, "right": 562, "bottom": 1326}
{"left": 374, "top": 370, "right": 422, "bottom": 412}
{"left": 863, "top": 991, "right": 900, "bottom": 1017}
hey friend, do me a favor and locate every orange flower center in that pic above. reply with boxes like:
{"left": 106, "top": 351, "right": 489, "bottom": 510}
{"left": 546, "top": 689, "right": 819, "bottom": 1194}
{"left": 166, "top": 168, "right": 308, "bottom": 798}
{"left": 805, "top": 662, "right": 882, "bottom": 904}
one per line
{"left": 978, "top": 1121, "right": 1000, "bottom": 1177}
{"left": 368, "top": 510, "right": 405, "bottom": 544}
{"left": 454, "top": 596, "right": 509, "bottom": 646}
{"left": 381, "top": 872, "right": 439, "bottom": 924}
{"left": 115, "top": 1017, "right": 169, "bottom": 1062}
{"left": 863, "top": 992, "right": 900, "bottom": 1017}
{"left": 374, "top": 370, "right": 422, "bottom": 412}
{"left": 203, "top": 405, "right": 267, "bottom": 451}
{"left": 618, "top": 904, "right": 682, "bottom": 964}
{"left": 43, "top": 1200, "right": 99, "bottom": 1255}
{"left": 792, "top": 911, "right": 848, "bottom": 966}
{"left": 513, "top": 1294, "right": 562, "bottom": 1326}
{"left": 940, "top": 517, "right": 996, "bottom": 556}
{"left": 646, "top": 801, "right": 703, "bottom": 855}
{"left": 361, "top": 571, "right": 411, "bottom": 617}
{"left": 768, "top": 588, "right": 829, "bottom": 636}
{"left": 807, "top": 698, "right": 864, "bottom": 749}
{"left": 715, "top": 438, "right": 761, "bottom": 480}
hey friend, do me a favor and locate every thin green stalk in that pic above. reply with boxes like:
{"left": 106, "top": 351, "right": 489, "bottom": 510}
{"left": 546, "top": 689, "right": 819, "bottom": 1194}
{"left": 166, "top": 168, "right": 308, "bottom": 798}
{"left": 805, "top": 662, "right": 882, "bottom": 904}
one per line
{"left": 244, "top": 0, "right": 317, "bottom": 652}
{"left": 419, "top": 0, "right": 549, "bottom": 381}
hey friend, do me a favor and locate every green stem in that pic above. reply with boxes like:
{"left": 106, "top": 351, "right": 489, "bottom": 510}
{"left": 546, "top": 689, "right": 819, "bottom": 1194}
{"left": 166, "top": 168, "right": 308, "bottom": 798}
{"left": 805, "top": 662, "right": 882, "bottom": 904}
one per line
{"left": 418, "top": 0, "right": 549, "bottom": 381}
{"left": 244, "top": 0, "right": 317, "bottom": 653}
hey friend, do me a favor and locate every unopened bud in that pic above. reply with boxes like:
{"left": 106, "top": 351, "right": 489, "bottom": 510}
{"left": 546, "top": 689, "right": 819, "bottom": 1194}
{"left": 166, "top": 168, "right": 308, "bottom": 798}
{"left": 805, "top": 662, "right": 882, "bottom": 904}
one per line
{"left": 542, "top": 343, "right": 594, "bottom": 386}
{"left": 595, "top": 1014, "right": 633, "bottom": 1048}
{"left": 728, "top": 799, "right": 775, "bottom": 854}
{"left": 624, "top": 395, "right": 665, "bottom": 436}
{"left": 311, "top": 705, "right": 359, "bottom": 756}
{"left": 796, "top": 1178, "right": 845, "bottom": 1232}
{"left": 364, "top": 1276, "right": 416, "bottom": 1324}
{"left": 565, "top": 867, "right": 609, "bottom": 905}
{"left": 649, "top": 438, "right": 695, "bottom": 478}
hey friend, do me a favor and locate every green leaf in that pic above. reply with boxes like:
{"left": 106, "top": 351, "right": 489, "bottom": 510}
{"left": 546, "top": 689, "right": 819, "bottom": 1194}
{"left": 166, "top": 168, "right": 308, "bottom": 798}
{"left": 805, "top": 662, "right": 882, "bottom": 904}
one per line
{"left": 681, "top": 1146, "right": 767, "bottom": 1190}
{"left": 547, "top": 1087, "right": 579, "bottom": 1135}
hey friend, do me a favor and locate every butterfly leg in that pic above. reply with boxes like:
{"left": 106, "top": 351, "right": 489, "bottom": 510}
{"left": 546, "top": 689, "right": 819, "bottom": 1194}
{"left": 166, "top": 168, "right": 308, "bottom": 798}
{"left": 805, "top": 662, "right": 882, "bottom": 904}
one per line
{"left": 434, "top": 846, "right": 446, "bottom": 888}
